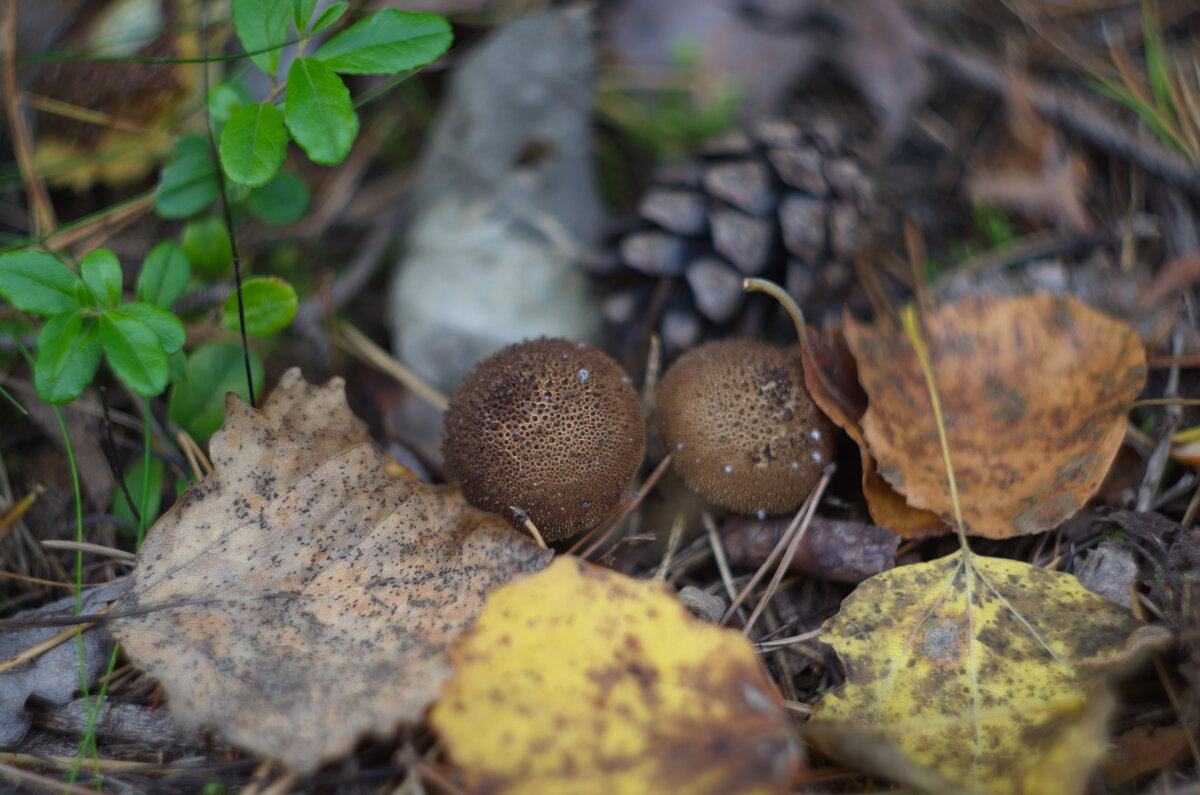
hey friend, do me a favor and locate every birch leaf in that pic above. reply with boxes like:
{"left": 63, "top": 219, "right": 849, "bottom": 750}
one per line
{"left": 112, "top": 369, "right": 550, "bottom": 773}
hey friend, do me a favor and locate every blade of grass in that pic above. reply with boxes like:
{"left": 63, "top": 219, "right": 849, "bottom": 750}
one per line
{"left": 1174, "top": 64, "right": 1200, "bottom": 160}
{"left": 1091, "top": 76, "right": 1185, "bottom": 153}
{"left": 1104, "top": 21, "right": 1154, "bottom": 108}
{"left": 1141, "top": 2, "right": 1172, "bottom": 115}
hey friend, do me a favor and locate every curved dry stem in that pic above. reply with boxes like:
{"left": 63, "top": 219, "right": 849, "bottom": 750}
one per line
{"left": 742, "top": 277, "right": 810, "bottom": 349}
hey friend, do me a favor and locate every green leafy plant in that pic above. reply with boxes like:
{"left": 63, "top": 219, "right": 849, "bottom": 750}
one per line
{"left": 159, "top": 1, "right": 453, "bottom": 201}
{"left": 221, "top": 276, "right": 298, "bottom": 337}
{"left": 0, "top": 8, "right": 450, "bottom": 786}
{"left": 139, "top": 4, "right": 453, "bottom": 443}
{"left": 170, "top": 341, "right": 266, "bottom": 443}
{"left": 0, "top": 1, "right": 454, "bottom": 501}
{"left": 0, "top": 249, "right": 185, "bottom": 403}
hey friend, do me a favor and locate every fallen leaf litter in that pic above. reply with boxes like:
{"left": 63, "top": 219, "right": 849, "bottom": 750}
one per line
{"left": 111, "top": 370, "right": 550, "bottom": 774}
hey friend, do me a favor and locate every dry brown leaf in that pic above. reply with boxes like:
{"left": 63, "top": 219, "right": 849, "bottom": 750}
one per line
{"left": 111, "top": 369, "right": 550, "bottom": 774}
{"left": 798, "top": 328, "right": 948, "bottom": 538}
{"left": 844, "top": 294, "right": 1146, "bottom": 539}
{"left": 966, "top": 83, "right": 1092, "bottom": 232}
{"left": 930, "top": 255, "right": 1180, "bottom": 353}
{"left": 1101, "top": 723, "right": 1194, "bottom": 785}
{"left": 31, "top": 2, "right": 210, "bottom": 190}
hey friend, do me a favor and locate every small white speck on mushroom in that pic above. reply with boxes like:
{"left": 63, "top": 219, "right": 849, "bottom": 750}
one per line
{"left": 790, "top": 461, "right": 799, "bottom": 470}
{"left": 756, "top": 509, "right": 767, "bottom": 520}
{"left": 810, "top": 429, "right": 822, "bottom": 441}
{"left": 577, "top": 369, "right": 589, "bottom": 382}
{"left": 812, "top": 451, "right": 823, "bottom": 463}
{"left": 724, "top": 465, "right": 733, "bottom": 473}
{"left": 675, "top": 442, "right": 685, "bottom": 451}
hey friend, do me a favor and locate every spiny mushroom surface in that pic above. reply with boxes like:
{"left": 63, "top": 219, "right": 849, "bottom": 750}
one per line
{"left": 655, "top": 338, "right": 833, "bottom": 517}
{"left": 443, "top": 338, "right": 645, "bottom": 541}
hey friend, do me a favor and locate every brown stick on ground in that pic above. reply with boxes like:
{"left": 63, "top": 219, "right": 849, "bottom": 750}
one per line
{"left": 722, "top": 514, "right": 899, "bottom": 584}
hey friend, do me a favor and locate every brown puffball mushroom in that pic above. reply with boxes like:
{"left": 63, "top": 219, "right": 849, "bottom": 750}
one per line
{"left": 655, "top": 338, "right": 834, "bottom": 518}
{"left": 443, "top": 338, "right": 646, "bottom": 541}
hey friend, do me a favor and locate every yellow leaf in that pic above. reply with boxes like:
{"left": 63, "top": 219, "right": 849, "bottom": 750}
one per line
{"left": 430, "top": 556, "right": 801, "bottom": 795}
{"left": 809, "top": 550, "right": 1171, "bottom": 795}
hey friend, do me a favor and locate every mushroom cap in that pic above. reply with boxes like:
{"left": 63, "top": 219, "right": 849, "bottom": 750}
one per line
{"left": 655, "top": 338, "right": 834, "bottom": 516}
{"left": 443, "top": 338, "right": 646, "bottom": 541}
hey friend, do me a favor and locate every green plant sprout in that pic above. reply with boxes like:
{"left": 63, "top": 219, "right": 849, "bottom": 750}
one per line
{"left": 156, "top": 0, "right": 452, "bottom": 204}
{"left": 2, "top": 2, "right": 451, "bottom": 428}
{"left": 0, "top": 243, "right": 267, "bottom": 445}
{"left": 0, "top": 249, "right": 185, "bottom": 402}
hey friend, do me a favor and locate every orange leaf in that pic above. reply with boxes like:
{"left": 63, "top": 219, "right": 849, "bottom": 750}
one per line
{"left": 799, "top": 327, "right": 947, "bottom": 538}
{"left": 844, "top": 293, "right": 1145, "bottom": 539}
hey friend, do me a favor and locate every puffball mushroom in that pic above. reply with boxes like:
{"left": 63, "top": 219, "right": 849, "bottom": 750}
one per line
{"left": 443, "top": 338, "right": 646, "bottom": 542}
{"left": 655, "top": 338, "right": 834, "bottom": 517}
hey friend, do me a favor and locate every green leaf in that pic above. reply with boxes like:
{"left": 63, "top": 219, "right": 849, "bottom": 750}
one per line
{"left": 220, "top": 102, "right": 289, "bottom": 186}
{"left": 284, "top": 57, "right": 359, "bottom": 165}
{"left": 1141, "top": 4, "right": 1172, "bottom": 114}
{"left": 291, "top": 0, "right": 317, "bottom": 31}
{"left": 112, "top": 456, "right": 164, "bottom": 529}
{"left": 246, "top": 170, "right": 310, "bottom": 225}
{"left": 168, "top": 349, "right": 188, "bottom": 384}
{"left": 34, "top": 311, "right": 101, "bottom": 404}
{"left": 99, "top": 311, "right": 170, "bottom": 397}
{"left": 207, "top": 80, "right": 255, "bottom": 130}
{"left": 0, "top": 250, "right": 82, "bottom": 316}
{"left": 81, "top": 249, "right": 123, "bottom": 309}
{"left": 310, "top": 2, "right": 348, "bottom": 35}
{"left": 117, "top": 302, "right": 186, "bottom": 355}
{"left": 155, "top": 136, "right": 219, "bottom": 220}
{"left": 137, "top": 241, "right": 191, "bottom": 309}
{"left": 182, "top": 214, "right": 233, "bottom": 277}
{"left": 169, "top": 341, "right": 264, "bottom": 443}
{"left": 221, "top": 276, "right": 298, "bottom": 337}
{"left": 74, "top": 280, "right": 96, "bottom": 309}
{"left": 233, "top": 0, "right": 291, "bottom": 78}
{"left": 314, "top": 9, "right": 451, "bottom": 75}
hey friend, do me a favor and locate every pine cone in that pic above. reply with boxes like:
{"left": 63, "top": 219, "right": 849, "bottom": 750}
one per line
{"left": 602, "top": 116, "right": 884, "bottom": 353}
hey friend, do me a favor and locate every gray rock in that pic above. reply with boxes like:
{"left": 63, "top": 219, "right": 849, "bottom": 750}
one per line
{"left": 388, "top": 6, "right": 605, "bottom": 394}
{"left": 0, "top": 584, "right": 122, "bottom": 746}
